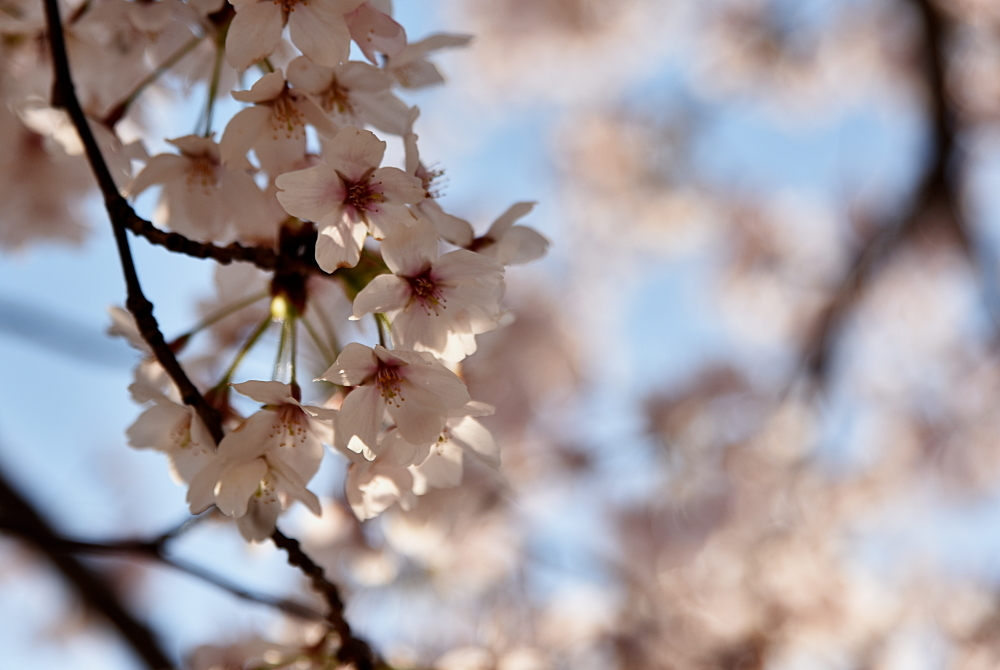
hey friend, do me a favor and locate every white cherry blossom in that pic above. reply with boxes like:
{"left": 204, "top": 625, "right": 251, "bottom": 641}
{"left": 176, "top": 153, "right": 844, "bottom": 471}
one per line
{"left": 186, "top": 381, "right": 335, "bottom": 536}
{"left": 403, "top": 108, "right": 474, "bottom": 246}
{"left": 275, "top": 126, "right": 424, "bottom": 270}
{"left": 130, "top": 135, "right": 275, "bottom": 243}
{"left": 126, "top": 363, "right": 215, "bottom": 484}
{"left": 470, "top": 201, "right": 550, "bottom": 266}
{"left": 353, "top": 217, "right": 505, "bottom": 362}
{"left": 385, "top": 33, "right": 473, "bottom": 89}
{"left": 344, "top": 449, "right": 416, "bottom": 520}
{"left": 286, "top": 56, "right": 410, "bottom": 135}
{"left": 220, "top": 71, "right": 338, "bottom": 175}
{"left": 225, "top": 0, "right": 364, "bottom": 71}
{"left": 319, "top": 343, "right": 471, "bottom": 455}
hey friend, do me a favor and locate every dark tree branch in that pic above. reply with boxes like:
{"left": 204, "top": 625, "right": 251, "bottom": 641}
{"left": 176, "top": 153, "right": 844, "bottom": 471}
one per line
{"left": 798, "top": 0, "right": 970, "bottom": 384}
{"left": 43, "top": 0, "right": 224, "bottom": 444}
{"left": 0, "top": 515, "right": 327, "bottom": 622}
{"left": 271, "top": 528, "right": 379, "bottom": 670}
{"left": 0, "top": 467, "right": 175, "bottom": 670}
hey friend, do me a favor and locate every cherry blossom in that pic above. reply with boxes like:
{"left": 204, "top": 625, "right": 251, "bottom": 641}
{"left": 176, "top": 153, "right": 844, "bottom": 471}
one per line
{"left": 130, "top": 135, "right": 275, "bottom": 242}
{"left": 470, "top": 201, "right": 550, "bottom": 265}
{"left": 275, "top": 126, "right": 424, "bottom": 270}
{"left": 126, "top": 363, "right": 215, "bottom": 484}
{"left": 384, "top": 33, "right": 473, "bottom": 89}
{"left": 286, "top": 56, "right": 410, "bottom": 135}
{"left": 403, "top": 108, "right": 475, "bottom": 246}
{"left": 383, "top": 401, "right": 501, "bottom": 495}
{"left": 344, "top": 0, "right": 406, "bottom": 65}
{"left": 319, "top": 343, "right": 471, "bottom": 455}
{"left": 186, "top": 381, "right": 335, "bottom": 538}
{"left": 225, "top": 0, "right": 364, "bottom": 72}
{"left": 353, "top": 217, "right": 506, "bottom": 362}
{"left": 219, "top": 71, "right": 338, "bottom": 175}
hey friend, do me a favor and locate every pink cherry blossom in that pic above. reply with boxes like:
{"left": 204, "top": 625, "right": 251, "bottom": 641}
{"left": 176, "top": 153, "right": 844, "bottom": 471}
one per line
{"left": 225, "top": 0, "right": 364, "bottom": 71}
{"left": 353, "top": 217, "right": 505, "bottom": 362}
{"left": 220, "top": 71, "right": 338, "bottom": 175}
{"left": 275, "top": 126, "right": 424, "bottom": 270}
{"left": 130, "top": 135, "right": 275, "bottom": 243}
{"left": 186, "top": 381, "right": 336, "bottom": 538}
{"left": 319, "top": 343, "right": 470, "bottom": 455}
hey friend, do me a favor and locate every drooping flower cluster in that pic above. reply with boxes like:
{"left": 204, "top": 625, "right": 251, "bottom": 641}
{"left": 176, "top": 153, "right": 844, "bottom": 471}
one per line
{"left": 37, "top": 0, "right": 551, "bottom": 539}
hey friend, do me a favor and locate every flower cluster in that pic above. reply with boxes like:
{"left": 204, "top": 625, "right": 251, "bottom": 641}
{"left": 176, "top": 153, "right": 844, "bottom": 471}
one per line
{"left": 46, "top": 0, "right": 554, "bottom": 539}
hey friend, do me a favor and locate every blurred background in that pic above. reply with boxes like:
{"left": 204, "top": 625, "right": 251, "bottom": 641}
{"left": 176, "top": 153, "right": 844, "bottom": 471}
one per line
{"left": 5, "top": 0, "right": 1000, "bottom": 668}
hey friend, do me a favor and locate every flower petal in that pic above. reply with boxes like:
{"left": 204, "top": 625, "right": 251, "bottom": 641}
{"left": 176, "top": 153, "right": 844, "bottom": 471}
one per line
{"left": 352, "top": 274, "right": 410, "bottom": 318}
{"left": 225, "top": 2, "right": 283, "bottom": 71}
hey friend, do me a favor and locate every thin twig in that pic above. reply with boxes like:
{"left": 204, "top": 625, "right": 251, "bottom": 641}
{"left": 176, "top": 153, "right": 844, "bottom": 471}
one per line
{"left": 271, "top": 528, "right": 378, "bottom": 670}
{"left": 43, "top": 0, "right": 224, "bottom": 443}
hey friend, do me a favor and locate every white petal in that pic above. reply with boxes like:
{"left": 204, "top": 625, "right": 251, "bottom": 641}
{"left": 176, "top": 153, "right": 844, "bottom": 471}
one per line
{"left": 494, "top": 226, "right": 550, "bottom": 265}
{"left": 314, "top": 215, "right": 366, "bottom": 270}
{"left": 128, "top": 154, "right": 188, "bottom": 196}
{"left": 219, "top": 105, "right": 271, "bottom": 167}
{"left": 380, "top": 216, "right": 438, "bottom": 275}
{"left": 215, "top": 457, "right": 268, "bottom": 517}
{"left": 231, "top": 380, "right": 295, "bottom": 405}
{"left": 275, "top": 164, "right": 345, "bottom": 221}
{"left": 450, "top": 417, "right": 499, "bottom": 467}
{"left": 323, "top": 126, "right": 385, "bottom": 180}
{"left": 418, "top": 199, "right": 474, "bottom": 247}
{"left": 336, "top": 385, "right": 384, "bottom": 453}
{"left": 232, "top": 70, "right": 286, "bottom": 103}
{"left": 370, "top": 166, "right": 424, "bottom": 205}
{"left": 388, "top": 398, "right": 446, "bottom": 446}
{"left": 409, "top": 440, "right": 462, "bottom": 494}
{"left": 289, "top": 3, "right": 351, "bottom": 67}
{"left": 400, "top": 361, "right": 471, "bottom": 410}
{"left": 225, "top": 2, "right": 284, "bottom": 71}
{"left": 353, "top": 274, "right": 410, "bottom": 318}
{"left": 322, "top": 342, "right": 375, "bottom": 385}
{"left": 486, "top": 201, "right": 536, "bottom": 238}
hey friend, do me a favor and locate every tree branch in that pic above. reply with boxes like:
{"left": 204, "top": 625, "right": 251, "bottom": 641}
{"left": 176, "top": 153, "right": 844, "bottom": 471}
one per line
{"left": 798, "top": 0, "right": 969, "bottom": 385}
{"left": 271, "top": 528, "right": 378, "bottom": 670}
{"left": 0, "top": 466, "right": 175, "bottom": 670}
{"left": 43, "top": 0, "right": 224, "bottom": 444}
{"left": 0, "top": 515, "right": 326, "bottom": 623}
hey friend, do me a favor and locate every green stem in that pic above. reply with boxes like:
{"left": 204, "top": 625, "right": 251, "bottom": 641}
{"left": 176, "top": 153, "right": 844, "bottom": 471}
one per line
{"left": 273, "top": 315, "right": 293, "bottom": 383}
{"left": 289, "top": 316, "right": 298, "bottom": 389}
{"left": 201, "top": 39, "right": 226, "bottom": 137}
{"left": 176, "top": 289, "right": 268, "bottom": 341}
{"left": 309, "top": 298, "right": 341, "bottom": 358}
{"left": 375, "top": 313, "right": 391, "bottom": 349}
{"left": 120, "top": 34, "right": 204, "bottom": 114}
{"left": 301, "top": 316, "right": 334, "bottom": 367}
{"left": 215, "top": 314, "right": 272, "bottom": 389}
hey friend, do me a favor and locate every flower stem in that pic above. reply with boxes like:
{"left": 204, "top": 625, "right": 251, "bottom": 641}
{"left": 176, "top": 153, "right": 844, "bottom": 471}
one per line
{"left": 375, "top": 313, "right": 391, "bottom": 349}
{"left": 273, "top": 314, "right": 294, "bottom": 384}
{"left": 109, "top": 34, "right": 205, "bottom": 125}
{"left": 301, "top": 316, "right": 335, "bottom": 367}
{"left": 201, "top": 38, "right": 226, "bottom": 137}
{"left": 215, "top": 314, "right": 272, "bottom": 389}
{"left": 176, "top": 289, "right": 269, "bottom": 342}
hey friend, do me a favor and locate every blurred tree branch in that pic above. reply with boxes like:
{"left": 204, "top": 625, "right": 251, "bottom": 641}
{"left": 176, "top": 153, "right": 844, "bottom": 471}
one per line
{"left": 0, "top": 463, "right": 175, "bottom": 670}
{"left": 800, "top": 0, "right": 974, "bottom": 384}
